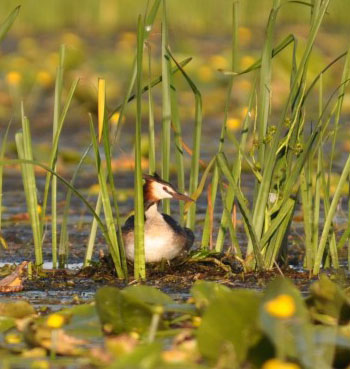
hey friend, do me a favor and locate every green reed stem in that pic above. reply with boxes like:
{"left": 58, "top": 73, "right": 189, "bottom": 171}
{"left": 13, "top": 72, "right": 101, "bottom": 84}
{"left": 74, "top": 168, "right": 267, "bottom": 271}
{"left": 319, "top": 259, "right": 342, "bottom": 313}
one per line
{"left": 16, "top": 106, "right": 43, "bottom": 266}
{"left": 313, "top": 154, "right": 350, "bottom": 275}
{"left": 51, "top": 45, "right": 65, "bottom": 269}
{"left": 134, "top": 15, "right": 146, "bottom": 279}
{"left": 215, "top": 76, "right": 257, "bottom": 252}
{"left": 59, "top": 145, "right": 91, "bottom": 268}
{"left": 0, "top": 121, "right": 11, "bottom": 231}
{"left": 147, "top": 43, "right": 156, "bottom": 175}
{"left": 84, "top": 0, "right": 163, "bottom": 271}
{"left": 0, "top": 6, "right": 20, "bottom": 44}
{"left": 161, "top": 0, "right": 171, "bottom": 215}
{"left": 89, "top": 116, "right": 125, "bottom": 278}
{"left": 170, "top": 84, "right": 185, "bottom": 224}
{"left": 246, "top": 0, "right": 330, "bottom": 266}
{"left": 202, "top": 0, "right": 239, "bottom": 249}
{"left": 41, "top": 78, "right": 79, "bottom": 226}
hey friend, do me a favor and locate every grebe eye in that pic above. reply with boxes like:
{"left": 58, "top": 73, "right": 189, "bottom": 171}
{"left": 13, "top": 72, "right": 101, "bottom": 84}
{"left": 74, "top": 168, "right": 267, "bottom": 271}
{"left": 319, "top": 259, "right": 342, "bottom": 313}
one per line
{"left": 163, "top": 186, "right": 167, "bottom": 190}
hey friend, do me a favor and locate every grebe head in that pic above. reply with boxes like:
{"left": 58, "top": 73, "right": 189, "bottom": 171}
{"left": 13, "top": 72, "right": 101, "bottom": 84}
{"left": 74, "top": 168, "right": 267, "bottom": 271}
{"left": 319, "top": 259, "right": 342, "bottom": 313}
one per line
{"left": 143, "top": 173, "right": 193, "bottom": 205}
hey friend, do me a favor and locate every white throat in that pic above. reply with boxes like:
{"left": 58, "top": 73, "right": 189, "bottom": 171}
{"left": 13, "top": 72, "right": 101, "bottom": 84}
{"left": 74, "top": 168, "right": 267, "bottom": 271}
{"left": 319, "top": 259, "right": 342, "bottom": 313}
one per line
{"left": 145, "top": 202, "right": 161, "bottom": 219}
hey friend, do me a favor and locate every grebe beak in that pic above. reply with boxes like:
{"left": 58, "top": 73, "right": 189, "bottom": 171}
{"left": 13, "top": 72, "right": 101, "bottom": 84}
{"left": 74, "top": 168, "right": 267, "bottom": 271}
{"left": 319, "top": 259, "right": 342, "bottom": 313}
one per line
{"left": 171, "top": 190, "right": 194, "bottom": 202}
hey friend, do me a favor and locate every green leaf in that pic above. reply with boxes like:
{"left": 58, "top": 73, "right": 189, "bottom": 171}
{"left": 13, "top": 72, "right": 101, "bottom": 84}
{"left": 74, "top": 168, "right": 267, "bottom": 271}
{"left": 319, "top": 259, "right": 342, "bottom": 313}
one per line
{"left": 110, "top": 343, "right": 162, "bottom": 369}
{"left": 0, "top": 301, "right": 35, "bottom": 319}
{"left": 60, "top": 304, "right": 102, "bottom": 339}
{"left": 123, "top": 285, "right": 174, "bottom": 307}
{"left": 190, "top": 280, "right": 230, "bottom": 309}
{"left": 197, "top": 289, "right": 261, "bottom": 363}
{"left": 260, "top": 278, "right": 315, "bottom": 368}
{"left": 95, "top": 286, "right": 154, "bottom": 335}
{"left": 0, "top": 316, "right": 15, "bottom": 333}
{"left": 0, "top": 6, "right": 20, "bottom": 44}
{"left": 307, "top": 275, "right": 350, "bottom": 324}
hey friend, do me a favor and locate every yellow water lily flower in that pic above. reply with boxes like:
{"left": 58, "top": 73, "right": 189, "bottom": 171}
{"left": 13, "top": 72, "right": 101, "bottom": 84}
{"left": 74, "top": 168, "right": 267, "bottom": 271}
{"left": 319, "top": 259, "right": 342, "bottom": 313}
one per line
{"left": 37, "top": 71, "right": 53, "bottom": 87}
{"left": 6, "top": 71, "right": 21, "bottom": 85}
{"left": 264, "top": 294, "right": 296, "bottom": 319}
{"left": 227, "top": 118, "right": 241, "bottom": 131}
{"left": 46, "top": 313, "right": 65, "bottom": 328}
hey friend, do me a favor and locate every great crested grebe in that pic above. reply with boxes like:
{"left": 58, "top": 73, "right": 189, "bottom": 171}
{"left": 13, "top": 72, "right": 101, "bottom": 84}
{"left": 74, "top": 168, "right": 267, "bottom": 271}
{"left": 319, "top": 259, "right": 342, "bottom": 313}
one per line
{"left": 122, "top": 173, "right": 194, "bottom": 263}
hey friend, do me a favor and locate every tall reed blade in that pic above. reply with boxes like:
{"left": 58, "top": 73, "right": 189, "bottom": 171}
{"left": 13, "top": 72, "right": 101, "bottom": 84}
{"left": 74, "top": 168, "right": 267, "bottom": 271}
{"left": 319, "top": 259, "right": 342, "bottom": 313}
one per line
{"left": 202, "top": 0, "right": 239, "bottom": 249}
{"left": 134, "top": 15, "right": 146, "bottom": 280}
{"left": 217, "top": 152, "right": 263, "bottom": 270}
{"left": 245, "top": 0, "right": 330, "bottom": 266}
{"left": 167, "top": 50, "right": 202, "bottom": 231}
{"left": 147, "top": 44, "right": 156, "bottom": 175}
{"left": 59, "top": 146, "right": 91, "bottom": 268}
{"left": 0, "top": 6, "right": 20, "bottom": 44}
{"left": 85, "top": 0, "right": 163, "bottom": 268}
{"left": 15, "top": 106, "right": 43, "bottom": 267}
{"left": 215, "top": 77, "right": 256, "bottom": 252}
{"left": 89, "top": 116, "right": 125, "bottom": 279}
{"left": 51, "top": 45, "right": 65, "bottom": 269}
{"left": 161, "top": 0, "right": 172, "bottom": 215}
{"left": 256, "top": 0, "right": 280, "bottom": 171}
{"left": 0, "top": 121, "right": 11, "bottom": 231}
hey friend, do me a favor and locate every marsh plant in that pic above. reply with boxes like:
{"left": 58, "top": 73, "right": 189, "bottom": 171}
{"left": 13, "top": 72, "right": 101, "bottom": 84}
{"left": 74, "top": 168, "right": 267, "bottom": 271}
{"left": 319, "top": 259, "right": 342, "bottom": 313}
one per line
{"left": 0, "top": 0, "right": 350, "bottom": 278}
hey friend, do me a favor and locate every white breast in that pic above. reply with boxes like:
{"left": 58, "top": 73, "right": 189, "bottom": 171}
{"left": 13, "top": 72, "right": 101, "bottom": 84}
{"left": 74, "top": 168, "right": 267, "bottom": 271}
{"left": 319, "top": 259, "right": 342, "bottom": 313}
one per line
{"left": 124, "top": 204, "right": 185, "bottom": 262}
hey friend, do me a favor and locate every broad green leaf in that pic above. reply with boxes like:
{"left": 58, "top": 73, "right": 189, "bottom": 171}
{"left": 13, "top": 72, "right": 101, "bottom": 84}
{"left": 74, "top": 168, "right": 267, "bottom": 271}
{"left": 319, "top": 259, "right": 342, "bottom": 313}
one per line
{"left": 197, "top": 289, "right": 261, "bottom": 363}
{"left": 0, "top": 301, "right": 35, "bottom": 319}
{"left": 307, "top": 275, "right": 350, "bottom": 324}
{"left": 190, "top": 281, "right": 230, "bottom": 309}
{"left": 260, "top": 278, "right": 314, "bottom": 369}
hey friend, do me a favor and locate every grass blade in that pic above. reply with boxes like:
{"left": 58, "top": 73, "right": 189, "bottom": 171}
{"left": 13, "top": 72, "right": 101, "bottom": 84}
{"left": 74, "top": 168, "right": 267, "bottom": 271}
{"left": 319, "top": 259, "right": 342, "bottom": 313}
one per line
{"left": 313, "top": 153, "right": 350, "bottom": 275}
{"left": 202, "top": 0, "right": 239, "bottom": 249}
{"left": 217, "top": 152, "right": 263, "bottom": 270}
{"left": 51, "top": 45, "right": 65, "bottom": 269}
{"left": 15, "top": 106, "right": 43, "bottom": 267}
{"left": 167, "top": 49, "right": 202, "bottom": 231}
{"left": 59, "top": 145, "right": 91, "bottom": 268}
{"left": 147, "top": 43, "right": 156, "bottom": 175}
{"left": 134, "top": 15, "right": 146, "bottom": 280}
{"left": 89, "top": 116, "right": 125, "bottom": 278}
{"left": 0, "top": 121, "right": 11, "bottom": 231}
{"left": 0, "top": 6, "right": 20, "bottom": 44}
{"left": 161, "top": 0, "right": 172, "bottom": 215}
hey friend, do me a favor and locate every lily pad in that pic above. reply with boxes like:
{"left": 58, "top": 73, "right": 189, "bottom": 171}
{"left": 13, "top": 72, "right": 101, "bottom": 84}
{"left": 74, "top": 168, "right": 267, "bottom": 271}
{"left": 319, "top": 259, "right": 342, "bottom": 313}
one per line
{"left": 307, "top": 274, "right": 350, "bottom": 324}
{"left": 190, "top": 280, "right": 230, "bottom": 309}
{"left": 96, "top": 286, "right": 166, "bottom": 335}
{"left": 61, "top": 304, "right": 102, "bottom": 340}
{"left": 197, "top": 288, "right": 261, "bottom": 364}
{"left": 260, "top": 277, "right": 314, "bottom": 369}
{"left": 0, "top": 300, "right": 35, "bottom": 319}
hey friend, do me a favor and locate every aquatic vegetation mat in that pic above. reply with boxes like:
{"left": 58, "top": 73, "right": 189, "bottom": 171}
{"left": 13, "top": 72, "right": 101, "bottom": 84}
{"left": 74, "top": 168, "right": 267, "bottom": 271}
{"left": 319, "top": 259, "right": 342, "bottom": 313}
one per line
{"left": 0, "top": 276, "right": 350, "bottom": 368}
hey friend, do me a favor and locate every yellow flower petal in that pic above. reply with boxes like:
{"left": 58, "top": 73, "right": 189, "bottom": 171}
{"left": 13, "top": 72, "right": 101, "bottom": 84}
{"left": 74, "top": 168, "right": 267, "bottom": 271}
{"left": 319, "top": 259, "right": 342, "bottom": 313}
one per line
{"left": 111, "top": 112, "right": 121, "bottom": 125}
{"left": 6, "top": 71, "right": 21, "bottom": 85}
{"left": 46, "top": 313, "right": 65, "bottom": 328}
{"left": 264, "top": 294, "right": 296, "bottom": 319}
{"left": 227, "top": 118, "right": 241, "bottom": 131}
{"left": 37, "top": 71, "right": 53, "bottom": 87}
{"left": 197, "top": 65, "right": 214, "bottom": 82}
{"left": 209, "top": 55, "right": 228, "bottom": 70}
{"left": 5, "top": 333, "right": 22, "bottom": 344}
{"left": 31, "top": 360, "right": 50, "bottom": 369}
{"left": 261, "top": 358, "right": 301, "bottom": 369}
